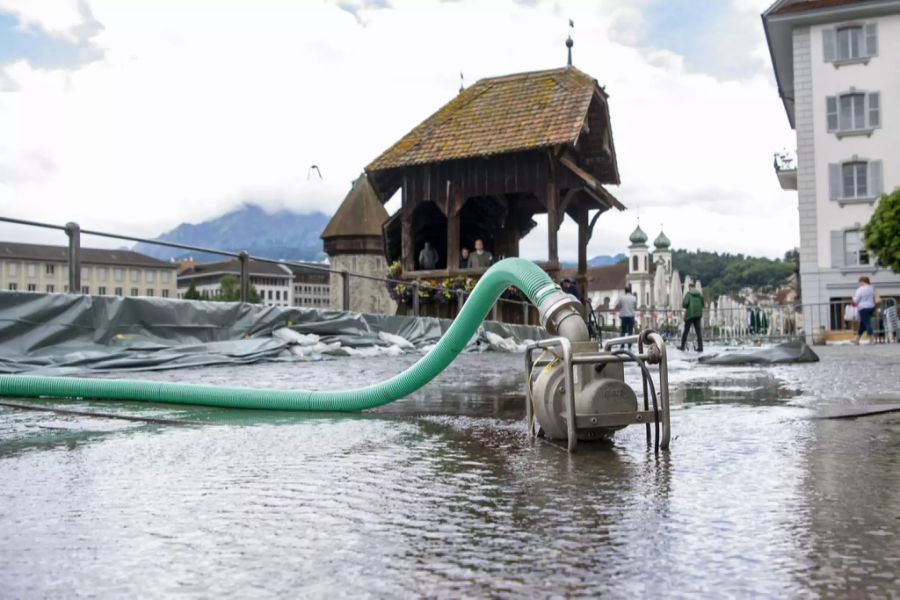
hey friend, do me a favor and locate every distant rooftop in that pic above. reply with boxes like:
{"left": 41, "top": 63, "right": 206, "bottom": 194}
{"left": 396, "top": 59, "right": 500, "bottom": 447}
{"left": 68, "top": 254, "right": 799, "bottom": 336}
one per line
{"left": 771, "top": 0, "right": 877, "bottom": 14}
{"left": 177, "top": 258, "right": 329, "bottom": 282}
{"left": 0, "top": 241, "right": 175, "bottom": 269}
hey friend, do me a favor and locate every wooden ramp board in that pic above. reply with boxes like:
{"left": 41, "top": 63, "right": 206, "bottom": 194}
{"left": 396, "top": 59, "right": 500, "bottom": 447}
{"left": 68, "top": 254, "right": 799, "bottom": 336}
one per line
{"left": 811, "top": 403, "right": 900, "bottom": 420}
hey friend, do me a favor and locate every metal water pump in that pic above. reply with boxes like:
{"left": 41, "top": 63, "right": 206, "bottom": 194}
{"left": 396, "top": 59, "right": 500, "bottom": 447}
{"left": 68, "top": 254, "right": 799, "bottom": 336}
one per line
{"left": 526, "top": 288, "right": 671, "bottom": 452}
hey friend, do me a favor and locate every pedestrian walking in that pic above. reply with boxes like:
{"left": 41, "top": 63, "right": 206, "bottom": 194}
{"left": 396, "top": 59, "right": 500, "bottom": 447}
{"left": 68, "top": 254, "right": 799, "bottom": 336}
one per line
{"left": 680, "top": 281, "right": 704, "bottom": 352}
{"left": 851, "top": 276, "right": 877, "bottom": 345}
{"left": 614, "top": 285, "right": 637, "bottom": 338}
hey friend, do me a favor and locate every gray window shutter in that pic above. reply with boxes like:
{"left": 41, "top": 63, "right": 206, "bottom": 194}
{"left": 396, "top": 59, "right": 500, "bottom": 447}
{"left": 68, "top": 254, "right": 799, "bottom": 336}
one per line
{"left": 828, "top": 163, "right": 841, "bottom": 200}
{"left": 831, "top": 231, "right": 845, "bottom": 267}
{"left": 826, "top": 96, "right": 838, "bottom": 131}
{"left": 823, "top": 28, "right": 837, "bottom": 62}
{"left": 869, "top": 160, "right": 883, "bottom": 196}
{"left": 865, "top": 23, "right": 877, "bottom": 56}
{"left": 867, "top": 92, "right": 880, "bottom": 128}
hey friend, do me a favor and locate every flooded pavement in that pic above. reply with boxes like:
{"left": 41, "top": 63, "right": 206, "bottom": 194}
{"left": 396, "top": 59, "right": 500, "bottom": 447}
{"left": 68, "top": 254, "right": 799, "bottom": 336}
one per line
{"left": 1, "top": 343, "right": 899, "bottom": 597}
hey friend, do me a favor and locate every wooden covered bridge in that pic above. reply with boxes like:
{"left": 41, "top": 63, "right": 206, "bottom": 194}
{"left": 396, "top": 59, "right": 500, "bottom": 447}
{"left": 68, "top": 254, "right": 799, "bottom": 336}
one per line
{"left": 364, "top": 65, "right": 624, "bottom": 304}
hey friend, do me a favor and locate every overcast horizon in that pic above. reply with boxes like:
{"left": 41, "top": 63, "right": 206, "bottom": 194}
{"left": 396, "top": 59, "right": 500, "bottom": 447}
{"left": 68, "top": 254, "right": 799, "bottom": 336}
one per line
{"left": 0, "top": 0, "right": 798, "bottom": 261}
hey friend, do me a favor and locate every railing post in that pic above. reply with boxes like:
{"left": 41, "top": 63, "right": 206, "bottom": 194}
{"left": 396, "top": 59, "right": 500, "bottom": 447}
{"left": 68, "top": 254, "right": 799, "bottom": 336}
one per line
{"left": 522, "top": 300, "right": 529, "bottom": 325}
{"left": 491, "top": 300, "right": 499, "bottom": 322}
{"left": 457, "top": 289, "right": 465, "bottom": 313}
{"left": 239, "top": 251, "right": 250, "bottom": 303}
{"left": 412, "top": 282, "right": 420, "bottom": 317}
{"left": 341, "top": 270, "right": 350, "bottom": 311}
{"left": 65, "top": 221, "right": 81, "bottom": 293}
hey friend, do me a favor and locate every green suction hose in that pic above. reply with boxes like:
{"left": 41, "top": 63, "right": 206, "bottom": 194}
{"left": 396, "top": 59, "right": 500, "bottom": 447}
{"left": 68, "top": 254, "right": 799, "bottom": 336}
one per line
{"left": 0, "top": 258, "right": 570, "bottom": 411}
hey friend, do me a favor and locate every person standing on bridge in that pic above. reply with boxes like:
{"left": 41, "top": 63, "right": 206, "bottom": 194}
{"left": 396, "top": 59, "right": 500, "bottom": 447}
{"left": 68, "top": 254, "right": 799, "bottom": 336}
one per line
{"left": 468, "top": 239, "right": 492, "bottom": 269}
{"left": 418, "top": 241, "right": 439, "bottom": 270}
{"left": 680, "top": 281, "right": 704, "bottom": 352}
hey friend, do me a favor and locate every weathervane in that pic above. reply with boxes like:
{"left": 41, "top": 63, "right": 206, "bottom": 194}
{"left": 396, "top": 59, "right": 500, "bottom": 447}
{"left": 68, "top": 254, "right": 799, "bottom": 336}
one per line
{"left": 459, "top": 71, "right": 464, "bottom": 92}
{"left": 566, "top": 19, "right": 574, "bottom": 66}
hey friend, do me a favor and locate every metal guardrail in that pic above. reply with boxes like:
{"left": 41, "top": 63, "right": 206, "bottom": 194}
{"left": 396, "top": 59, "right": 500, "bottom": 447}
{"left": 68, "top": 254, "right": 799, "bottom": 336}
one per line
{"left": 0, "top": 216, "right": 535, "bottom": 321}
{"left": 593, "top": 296, "right": 898, "bottom": 343}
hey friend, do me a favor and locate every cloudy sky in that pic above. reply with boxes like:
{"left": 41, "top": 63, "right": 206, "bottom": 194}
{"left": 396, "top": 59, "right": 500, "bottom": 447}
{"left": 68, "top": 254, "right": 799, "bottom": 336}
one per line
{"left": 0, "top": 0, "right": 796, "bottom": 261}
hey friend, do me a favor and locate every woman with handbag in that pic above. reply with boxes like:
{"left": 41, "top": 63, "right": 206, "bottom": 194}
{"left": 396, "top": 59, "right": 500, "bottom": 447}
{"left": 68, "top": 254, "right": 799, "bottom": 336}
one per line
{"left": 851, "top": 276, "right": 877, "bottom": 345}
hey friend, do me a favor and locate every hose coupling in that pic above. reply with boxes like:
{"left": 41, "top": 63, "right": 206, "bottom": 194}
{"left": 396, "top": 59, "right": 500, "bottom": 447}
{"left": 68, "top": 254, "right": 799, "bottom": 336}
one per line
{"left": 538, "top": 290, "right": 589, "bottom": 342}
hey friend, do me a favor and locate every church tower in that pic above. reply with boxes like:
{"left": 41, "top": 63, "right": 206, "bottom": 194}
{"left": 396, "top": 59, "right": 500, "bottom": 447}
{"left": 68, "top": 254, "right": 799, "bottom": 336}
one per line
{"left": 653, "top": 229, "right": 672, "bottom": 273}
{"left": 626, "top": 224, "right": 652, "bottom": 308}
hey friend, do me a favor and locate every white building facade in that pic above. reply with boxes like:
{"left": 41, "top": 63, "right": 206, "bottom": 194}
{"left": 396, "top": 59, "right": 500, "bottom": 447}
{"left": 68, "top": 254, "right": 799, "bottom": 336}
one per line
{"left": 177, "top": 259, "right": 330, "bottom": 308}
{"left": 764, "top": 0, "right": 900, "bottom": 333}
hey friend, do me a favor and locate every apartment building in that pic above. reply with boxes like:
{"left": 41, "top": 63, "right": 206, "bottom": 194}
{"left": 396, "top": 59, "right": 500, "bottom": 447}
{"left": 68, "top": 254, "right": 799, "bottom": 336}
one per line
{"left": 177, "top": 258, "right": 330, "bottom": 308}
{"left": 764, "top": 0, "right": 900, "bottom": 332}
{"left": 0, "top": 241, "right": 178, "bottom": 298}
{"left": 286, "top": 263, "right": 331, "bottom": 308}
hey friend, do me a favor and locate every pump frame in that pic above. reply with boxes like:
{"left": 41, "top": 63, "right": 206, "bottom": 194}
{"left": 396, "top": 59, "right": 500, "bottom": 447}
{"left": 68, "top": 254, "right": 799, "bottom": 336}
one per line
{"left": 524, "top": 330, "right": 671, "bottom": 453}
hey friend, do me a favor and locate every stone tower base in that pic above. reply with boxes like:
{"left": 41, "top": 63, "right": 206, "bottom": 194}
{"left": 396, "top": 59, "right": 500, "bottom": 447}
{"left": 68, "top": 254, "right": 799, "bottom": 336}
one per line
{"left": 329, "top": 254, "right": 397, "bottom": 315}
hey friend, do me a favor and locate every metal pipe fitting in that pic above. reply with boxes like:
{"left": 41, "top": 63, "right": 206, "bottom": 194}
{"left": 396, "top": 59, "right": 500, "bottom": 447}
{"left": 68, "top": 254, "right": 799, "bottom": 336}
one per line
{"left": 538, "top": 290, "right": 589, "bottom": 342}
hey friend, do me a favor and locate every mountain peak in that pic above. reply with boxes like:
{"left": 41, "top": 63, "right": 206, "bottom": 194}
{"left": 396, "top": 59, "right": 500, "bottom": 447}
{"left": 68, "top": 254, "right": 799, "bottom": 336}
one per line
{"left": 134, "top": 203, "right": 330, "bottom": 262}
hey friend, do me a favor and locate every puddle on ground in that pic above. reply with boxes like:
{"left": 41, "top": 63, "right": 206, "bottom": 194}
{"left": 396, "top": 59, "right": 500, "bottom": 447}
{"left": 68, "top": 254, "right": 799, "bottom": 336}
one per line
{"left": 1, "top": 345, "right": 898, "bottom": 597}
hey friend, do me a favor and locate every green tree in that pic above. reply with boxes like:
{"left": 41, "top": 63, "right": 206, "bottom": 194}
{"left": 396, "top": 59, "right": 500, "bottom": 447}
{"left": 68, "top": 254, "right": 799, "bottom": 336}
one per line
{"left": 864, "top": 188, "right": 900, "bottom": 272}
{"left": 672, "top": 249, "right": 794, "bottom": 299}
{"left": 183, "top": 280, "right": 201, "bottom": 300}
{"left": 216, "top": 274, "right": 262, "bottom": 303}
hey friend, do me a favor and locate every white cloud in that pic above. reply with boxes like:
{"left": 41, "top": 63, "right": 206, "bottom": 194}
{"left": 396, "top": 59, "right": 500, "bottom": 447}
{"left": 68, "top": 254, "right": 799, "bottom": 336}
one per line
{"left": 0, "top": 0, "right": 796, "bottom": 258}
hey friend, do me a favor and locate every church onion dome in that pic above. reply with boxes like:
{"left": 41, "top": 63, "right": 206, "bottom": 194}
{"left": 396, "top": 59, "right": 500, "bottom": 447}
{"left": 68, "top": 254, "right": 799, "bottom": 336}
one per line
{"left": 629, "top": 224, "right": 648, "bottom": 245}
{"left": 654, "top": 230, "right": 671, "bottom": 250}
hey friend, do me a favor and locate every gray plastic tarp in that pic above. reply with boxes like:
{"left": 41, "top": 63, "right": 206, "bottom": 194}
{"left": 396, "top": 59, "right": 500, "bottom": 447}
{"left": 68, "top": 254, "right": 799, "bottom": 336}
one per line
{"left": 698, "top": 339, "right": 820, "bottom": 366}
{"left": 0, "top": 292, "right": 547, "bottom": 374}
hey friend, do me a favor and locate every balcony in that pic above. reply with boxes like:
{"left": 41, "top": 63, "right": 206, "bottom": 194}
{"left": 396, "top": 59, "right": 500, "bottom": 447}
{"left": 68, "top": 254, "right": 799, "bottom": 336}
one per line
{"left": 774, "top": 151, "right": 797, "bottom": 191}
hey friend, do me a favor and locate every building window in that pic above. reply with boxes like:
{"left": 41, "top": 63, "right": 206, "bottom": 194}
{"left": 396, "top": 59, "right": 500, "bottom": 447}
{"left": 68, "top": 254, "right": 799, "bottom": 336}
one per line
{"left": 145, "top": 270, "right": 155, "bottom": 283}
{"left": 97, "top": 267, "right": 107, "bottom": 282}
{"left": 843, "top": 162, "right": 867, "bottom": 198}
{"left": 45, "top": 264, "right": 55, "bottom": 275}
{"left": 829, "top": 160, "right": 882, "bottom": 201}
{"left": 837, "top": 26, "right": 863, "bottom": 60}
{"left": 46, "top": 284, "right": 55, "bottom": 293}
{"left": 81, "top": 286, "right": 89, "bottom": 294}
{"left": 161, "top": 271, "right": 170, "bottom": 284}
{"left": 146, "top": 288, "right": 154, "bottom": 297}
{"left": 8, "top": 283, "right": 17, "bottom": 291}
{"left": 26, "top": 263, "right": 36, "bottom": 278}
{"left": 81, "top": 266, "right": 91, "bottom": 280}
{"left": 826, "top": 92, "right": 879, "bottom": 133}
{"left": 130, "top": 269, "right": 140, "bottom": 283}
{"left": 844, "top": 230, "right": 869, "bottom": 266}
{"left": 632, "top": 256, "right": 638, "bottom": 271}
{"left": 27, "top": 283, "right": 37, "bottom": 292}
{"left": 98, "top": 286, "right": 106, "bottom": 295}
{"left": 7, "top": 262, "right": 17, "bottom": 277}
{"left": 831, "top": 229, "right": 871, "bottom": 268}
{"left": 162, "top": 289, "right": 169, "bottom": 298}
{"left": 275, "top": 290, "right": 281, "bottom": 301}
{"left": 114, "top": 268, "right": 124, "bottom": 282}
{"left": 115, "top": 287, "right": 123, "bottom": 296}
{"left": 130, "top": 287, "right": 139, "bottom": 296}
{"left": 824, "top": 24, "right": 877, "bottom": 63}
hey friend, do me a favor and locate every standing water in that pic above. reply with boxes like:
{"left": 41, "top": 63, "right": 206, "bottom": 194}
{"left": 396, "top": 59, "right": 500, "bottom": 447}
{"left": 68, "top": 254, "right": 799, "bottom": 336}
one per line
{"left": 1, "top": 345, "right": 898, "bottom": 597}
